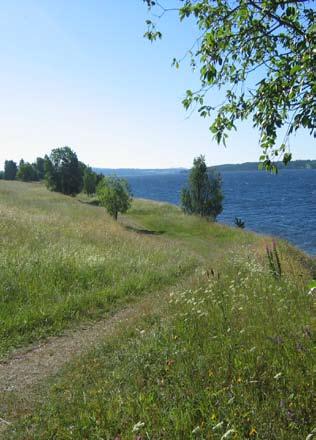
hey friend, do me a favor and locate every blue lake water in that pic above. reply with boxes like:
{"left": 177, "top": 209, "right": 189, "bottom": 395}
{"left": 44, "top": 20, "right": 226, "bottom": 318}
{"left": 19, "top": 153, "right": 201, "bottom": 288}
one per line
{"left": 124, "top": 170, "right": 316, "bottom": 256}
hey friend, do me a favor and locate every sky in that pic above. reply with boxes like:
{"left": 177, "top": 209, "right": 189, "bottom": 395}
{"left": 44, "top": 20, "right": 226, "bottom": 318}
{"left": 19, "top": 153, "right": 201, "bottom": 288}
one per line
{"left": 0, "top": 0, "right": 314, "bottom": 169}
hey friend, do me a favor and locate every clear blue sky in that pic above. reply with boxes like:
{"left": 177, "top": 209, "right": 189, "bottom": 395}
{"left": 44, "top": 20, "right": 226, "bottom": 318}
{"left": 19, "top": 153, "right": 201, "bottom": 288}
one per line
{"left": 0, "top": 1, "right": 314, "bottom": 169}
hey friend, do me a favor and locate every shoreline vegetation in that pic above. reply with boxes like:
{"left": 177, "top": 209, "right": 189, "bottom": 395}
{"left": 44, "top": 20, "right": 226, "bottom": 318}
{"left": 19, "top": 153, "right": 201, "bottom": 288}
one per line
{"left": 1, "top": 181, "right": 316, "bottom": 438}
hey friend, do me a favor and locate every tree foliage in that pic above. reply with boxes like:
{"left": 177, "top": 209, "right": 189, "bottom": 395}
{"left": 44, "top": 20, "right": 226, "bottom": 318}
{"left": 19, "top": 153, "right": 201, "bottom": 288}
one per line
{"left": 83, "top": 167, "right": 98, "bottom": 196}
{"left": 97, "top": 176, "right": 132, "bottom": 220}
{"left": 144, "top": 0, "right": 316, "bottom": 170}
{"left": 45, "top": 147, "right": 84, "bottom": 196}
{"left": 33, "top": 157, "right": 45, "bottom": 180}
{"left": 181, "top": 155, "right": 223, "bottom": 220}
{"left": 17, "top": 161, "right": 39, "bottom": 182}
{"left": 4, "top": 160, "right": 18, "bottom": 180}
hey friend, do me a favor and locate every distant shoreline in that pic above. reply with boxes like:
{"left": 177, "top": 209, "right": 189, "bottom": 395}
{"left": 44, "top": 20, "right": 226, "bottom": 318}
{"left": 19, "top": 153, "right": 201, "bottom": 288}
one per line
{"left": 94, "top": 160, "right": 316, "bottom": 177}
{"left": 208, "top": 160, "right": 316, "bottom": 172}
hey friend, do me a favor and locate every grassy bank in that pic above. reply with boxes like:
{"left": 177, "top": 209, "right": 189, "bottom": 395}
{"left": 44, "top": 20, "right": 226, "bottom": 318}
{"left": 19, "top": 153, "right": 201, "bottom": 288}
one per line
{"left": 10, "top": 242, "right": 316, "bottom": 439}
{"left": 0, "top": 182, "right": 196, "bottom": 357}
{"left": 1, "top": 181, "right": 315, "bottom": 438}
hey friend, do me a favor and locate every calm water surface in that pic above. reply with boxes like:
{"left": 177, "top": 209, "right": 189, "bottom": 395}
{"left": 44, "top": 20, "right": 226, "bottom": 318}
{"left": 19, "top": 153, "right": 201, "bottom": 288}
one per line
{"left": 125, "top": 170, "right": 316, "bottom": 256}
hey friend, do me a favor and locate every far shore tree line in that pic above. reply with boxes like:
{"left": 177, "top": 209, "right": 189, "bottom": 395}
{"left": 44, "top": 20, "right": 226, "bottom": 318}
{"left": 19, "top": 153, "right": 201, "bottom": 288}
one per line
{"left": 1, "top": 147, "right": 224, "bottom": 222}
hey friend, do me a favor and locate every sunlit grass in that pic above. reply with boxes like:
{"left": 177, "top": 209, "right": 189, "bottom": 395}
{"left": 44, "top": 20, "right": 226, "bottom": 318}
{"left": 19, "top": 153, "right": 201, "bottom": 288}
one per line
{"left": 124, "top": 199, "right": 260, "bottom": 260}
{"left": 11, "top": 247, "right": 316, "bottom": 439}
{"left": 0, "top": 182, "right": 195, "bottom": 357}
{"left": 2, "top": 181, "right": 316, "bottom": 439}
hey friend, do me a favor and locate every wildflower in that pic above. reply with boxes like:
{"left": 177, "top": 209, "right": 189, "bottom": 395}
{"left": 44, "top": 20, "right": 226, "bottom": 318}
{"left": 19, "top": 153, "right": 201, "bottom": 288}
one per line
{"left": 212, "top": 421, "right": 224, "bottom": 430}
{"left": 249, "top": 427, "right": 257, "bottom": 436}
{"left": 192, "top": 426, "right": 200, "bottom": 434}
{"left": 132, "top": 421, "right": 145, "bottom": 433}
{"left": 221, "top": 429, "right": 236, "bottom": 439}
{"left": 306, "top": 428, "right": 316, "bottom": 440}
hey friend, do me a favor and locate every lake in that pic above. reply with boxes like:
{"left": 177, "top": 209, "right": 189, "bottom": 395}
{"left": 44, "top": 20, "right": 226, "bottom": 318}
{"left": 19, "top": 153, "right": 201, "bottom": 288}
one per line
{"left": 124, "top": 170, "right": 316, "bottom": 256}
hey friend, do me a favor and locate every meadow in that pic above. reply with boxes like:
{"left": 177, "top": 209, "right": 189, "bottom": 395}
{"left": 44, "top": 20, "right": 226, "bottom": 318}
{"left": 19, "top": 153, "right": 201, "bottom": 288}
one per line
{"left": 1, "top": 181, "right": 315, "bottom": 439}
{"left": 0, "top": 181, "right": 195, "bottom": 358}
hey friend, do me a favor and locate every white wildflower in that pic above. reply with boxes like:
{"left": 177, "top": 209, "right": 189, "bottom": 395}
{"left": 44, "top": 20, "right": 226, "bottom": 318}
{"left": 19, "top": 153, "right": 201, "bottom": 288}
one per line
{"left": 274, "top": 372, "right": 282, "bottom": 380}
{"left": 132, "top": 421, "right": 145, "bottom": 433}
{"left": 192, "top": 426, "right": 200, "bottom": 434}
{"left": 221, "top": 429, "right": 236, "bottom": 439}
{"left": 306, "top": 427, "right": 316, "bottom": 439}
{"left": 212, "top": 421, "right": 224, "bottom": 431}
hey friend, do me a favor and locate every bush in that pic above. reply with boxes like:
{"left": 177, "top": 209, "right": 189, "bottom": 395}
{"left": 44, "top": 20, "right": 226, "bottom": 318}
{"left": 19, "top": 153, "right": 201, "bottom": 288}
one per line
{"left": 97, "top": 176, "right": 132, "bottom": 220}
{"left": 181, "top": 155, "right": 223, "bottom": 220}
{"left": 234, "top": 217, "right": 245, "bottom": 229}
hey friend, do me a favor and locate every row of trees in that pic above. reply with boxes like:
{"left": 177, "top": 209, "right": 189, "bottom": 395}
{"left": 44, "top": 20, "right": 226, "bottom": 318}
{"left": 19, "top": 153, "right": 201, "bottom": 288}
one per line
{"left": 1, "top": 148, "right": 223, "bottom": 222}
{"left": 0, "top": 158, "right": 46, "bottom": 181}
{"left": 0, "top": 147, "right": 102, "bottom": 196}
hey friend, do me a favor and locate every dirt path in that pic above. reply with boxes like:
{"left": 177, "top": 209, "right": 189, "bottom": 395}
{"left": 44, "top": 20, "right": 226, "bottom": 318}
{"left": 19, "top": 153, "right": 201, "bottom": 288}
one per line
{"left": 1, "top": 310, "right": 131, "bottom": 393}
{"left": 0, "top": 288, "right": 177, "bottom": 435}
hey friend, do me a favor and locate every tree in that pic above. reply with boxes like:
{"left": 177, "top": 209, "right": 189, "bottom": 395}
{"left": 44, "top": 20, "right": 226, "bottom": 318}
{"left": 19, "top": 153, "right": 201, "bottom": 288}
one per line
{"left": 4, "top": 160, "right": 18, "bottom": 180}
{"left": 33, "top": 157, "right": 45, "bottom": 180}
{"left": 144, "top": 1, "right": 316, "bottom": 170}
{"left": 97, "top": 176, "right": 132, "bottom": 220}
{"left": 181, "top": 155, "right": 223, "bottom": 220}
{"left": 44, "top": 147, "right": 84, "bottom": 196}
{"left": 0, "top": 171, "right": 4, "bottom": 179}
{"left": 17, "top": 162, "right": 38, "bottom": 182}
{"left": 83, "top": 167, "right": 97, "bottom": 196}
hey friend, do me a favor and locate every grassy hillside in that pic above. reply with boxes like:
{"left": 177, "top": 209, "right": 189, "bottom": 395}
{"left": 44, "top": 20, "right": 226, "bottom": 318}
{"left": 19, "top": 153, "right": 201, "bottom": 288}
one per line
{"left": 0, "top": 181, "right": 196, "bottom": 358}
{"left": 1, "top": 181, "right": 315, "bottom": 439}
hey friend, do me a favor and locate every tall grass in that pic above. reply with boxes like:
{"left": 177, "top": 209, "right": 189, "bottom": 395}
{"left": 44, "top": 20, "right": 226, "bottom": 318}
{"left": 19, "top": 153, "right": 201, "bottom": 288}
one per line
{"left": 0, "top": 182, "right": 195, "bottom": 357}
{"left": 10, "top": 247, "right": 316, "bottom": 439}
{"left": 2, "top": 181, "right": 315, "bottom": 439}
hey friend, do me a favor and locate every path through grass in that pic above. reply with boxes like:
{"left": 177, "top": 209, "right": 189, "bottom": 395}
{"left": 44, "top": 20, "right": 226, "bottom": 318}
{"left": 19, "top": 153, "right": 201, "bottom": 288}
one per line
{"left": 0, "top": 182, "right": 195, "bottom": 358}
{"left": 1, "top": 182, "right": 315, "bottom": 439}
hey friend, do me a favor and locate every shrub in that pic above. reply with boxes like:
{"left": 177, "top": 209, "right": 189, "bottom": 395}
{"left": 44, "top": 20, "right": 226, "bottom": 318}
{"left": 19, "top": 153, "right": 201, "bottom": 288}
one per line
{"left": 234, "top": 217, "right": 245, "bottom": 229}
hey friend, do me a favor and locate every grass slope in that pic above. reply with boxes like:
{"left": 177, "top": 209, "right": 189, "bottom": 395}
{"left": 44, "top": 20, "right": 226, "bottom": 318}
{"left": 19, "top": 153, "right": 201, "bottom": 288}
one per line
{"left": 0, "top": 182, "right": 195, "bottom": 358}
{"left": 1, "top": 182, "right": 315, "bottom": 439}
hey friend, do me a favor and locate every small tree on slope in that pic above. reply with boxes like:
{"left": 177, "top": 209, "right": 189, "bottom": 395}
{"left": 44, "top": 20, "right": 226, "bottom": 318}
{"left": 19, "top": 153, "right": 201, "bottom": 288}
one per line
{"left": 97, "top": 176, "right": 132, "bottom": 220}
{"left": 181, "top": 155, "right": 223, "bottom": 220}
